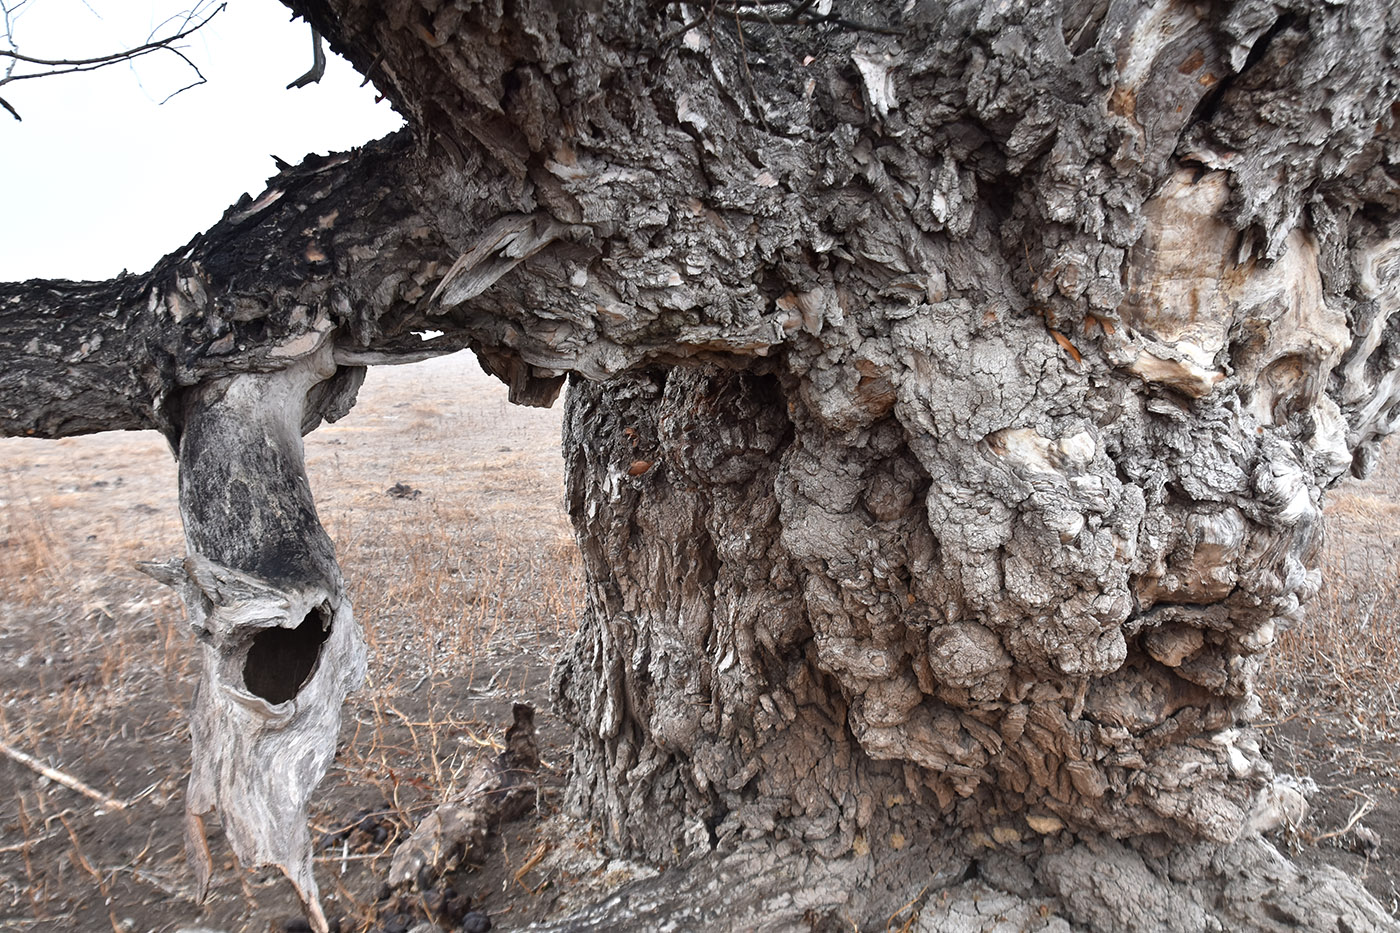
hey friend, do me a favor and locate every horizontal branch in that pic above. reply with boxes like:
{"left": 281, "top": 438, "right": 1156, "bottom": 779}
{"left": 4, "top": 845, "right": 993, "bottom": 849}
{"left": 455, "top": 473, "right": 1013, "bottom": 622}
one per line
{"left": 0, "top": 275, "right": 163, "bottom": 435}
{"left": 0, "top": 133, "right": 434, "bottom": 439}
{"left": 0, "top": 738, "right": 129, "bottom": 811}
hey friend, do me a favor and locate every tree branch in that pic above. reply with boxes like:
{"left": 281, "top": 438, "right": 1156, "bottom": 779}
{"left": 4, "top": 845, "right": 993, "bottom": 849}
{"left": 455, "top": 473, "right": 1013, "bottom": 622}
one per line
{"left": 0, "top": 133, "right": 431, "bottom": 439}
{"left": 0, "top": 2, "right": 224, "bottom": 70}
{"left": 286, "top": 26, "right": 327, "bottom": 89}
{"left": 0, "top": 1, "right": 226, "bottom": 117}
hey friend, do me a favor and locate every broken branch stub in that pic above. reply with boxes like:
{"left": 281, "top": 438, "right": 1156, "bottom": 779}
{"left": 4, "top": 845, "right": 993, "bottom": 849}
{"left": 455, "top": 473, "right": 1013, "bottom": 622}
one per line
{"left": 140, "top": 344, "right": 365, "bottom": 933}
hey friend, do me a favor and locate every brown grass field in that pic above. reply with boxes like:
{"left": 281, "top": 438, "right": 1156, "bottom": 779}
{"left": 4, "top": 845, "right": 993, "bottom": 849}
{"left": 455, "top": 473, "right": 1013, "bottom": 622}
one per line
{"left": 0, "top": 352, "right": 1396, "bottom": 931}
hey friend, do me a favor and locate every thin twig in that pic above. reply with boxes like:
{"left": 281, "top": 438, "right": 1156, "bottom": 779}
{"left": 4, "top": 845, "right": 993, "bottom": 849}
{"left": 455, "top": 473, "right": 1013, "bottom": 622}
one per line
{"left": 1308, "top": 796, "right": 1375, "bottom": 844}
{"left": 732, "top": 5, "right": 770, "bottom": 131}
{"left": 312, "top": 849, "right": 395, "bottom": 864}
{"left": 0, "top": 738, "right": 129, "bottom": 811}
{"left": 513, "top": 841, "right": 549, "bottom": 892}
{"left": 0, "top": 2, "right": 224, "bottom": 69}
{"left": 0, "top": 0, "right": 225, "bottom": 107}
{"left": 0, "top": 828, "right": 59, "bottom": 853}
{"left": 154, "top": 45, "right": 207, "bottom": 104}
{"left": 886, "top": 884, "right": 928, "bottom": 931}
{"left": 359, "top": 50, "right": 385, "bottom": 87}
{"left": 660, "top": 10, "right": 712, "bottom": 44}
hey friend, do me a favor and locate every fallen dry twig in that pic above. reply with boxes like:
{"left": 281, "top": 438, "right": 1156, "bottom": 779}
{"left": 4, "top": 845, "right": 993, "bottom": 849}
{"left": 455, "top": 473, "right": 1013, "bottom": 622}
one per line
{"left": 0, "top": 738, "right": 128, "bottom": 811}
{"left": 1308, "top": 797, "right": 1376, "bottom": 845}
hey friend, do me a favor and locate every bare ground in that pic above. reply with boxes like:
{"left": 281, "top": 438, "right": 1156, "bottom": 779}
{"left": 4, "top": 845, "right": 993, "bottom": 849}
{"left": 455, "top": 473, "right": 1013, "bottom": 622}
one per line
{"left": 1258, "top": 447, "right": 1400, "bottom": 917}
{"left": 0, "top": 353, "right": 1396, "bottom": 931}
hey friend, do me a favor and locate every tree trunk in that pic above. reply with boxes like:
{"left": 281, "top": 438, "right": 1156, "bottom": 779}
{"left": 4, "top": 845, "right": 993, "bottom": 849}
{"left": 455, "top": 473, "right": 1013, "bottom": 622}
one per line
{"left": 4, "top": 0, "right": 1400, "bottom": 929}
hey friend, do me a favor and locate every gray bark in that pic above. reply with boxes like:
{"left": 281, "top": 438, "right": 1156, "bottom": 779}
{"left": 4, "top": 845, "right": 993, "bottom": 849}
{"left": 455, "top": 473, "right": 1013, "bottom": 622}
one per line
{"left": 4, "top": 0, "right": 1400, "bottom": 929}
{"left": 523, "top": 834, "right": 1395, "bottom": 932}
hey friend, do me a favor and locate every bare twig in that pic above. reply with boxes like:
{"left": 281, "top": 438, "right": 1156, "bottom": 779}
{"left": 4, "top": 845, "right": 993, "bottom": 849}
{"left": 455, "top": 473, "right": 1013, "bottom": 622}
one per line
{"left": 513, "top": 840, "right": 549, "bottom": 892}
{"left": 0, "top": 828, "right": 59, "bottom": 853}
{"left": 1308, "top": 797, "right": 1375, "bottom": 845}
{"left": 0, "top": 0, "right": 226, "bottom": 113}
{"left": 0, "top": 738, "right": 129, "bottom": 811}
{"left": 154, "top": 44, "right": 208, "bottom": 104}
{"left": 0, "top": 2, "right": 223, "bottom": 71}
{"left": 659, "top": 0, "right": 721, "bottom": 45}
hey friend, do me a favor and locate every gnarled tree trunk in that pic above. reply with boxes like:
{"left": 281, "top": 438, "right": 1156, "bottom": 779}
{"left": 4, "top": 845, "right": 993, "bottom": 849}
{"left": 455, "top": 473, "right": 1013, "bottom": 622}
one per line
{"left": 4, "top": 0, "right": 1400, "bottom": 929}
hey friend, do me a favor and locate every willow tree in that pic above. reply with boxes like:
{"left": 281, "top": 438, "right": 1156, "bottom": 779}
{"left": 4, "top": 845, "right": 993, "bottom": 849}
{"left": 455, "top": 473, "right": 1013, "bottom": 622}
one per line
{"left": 4, "top": 0, "right": 1400, "bottom": 929}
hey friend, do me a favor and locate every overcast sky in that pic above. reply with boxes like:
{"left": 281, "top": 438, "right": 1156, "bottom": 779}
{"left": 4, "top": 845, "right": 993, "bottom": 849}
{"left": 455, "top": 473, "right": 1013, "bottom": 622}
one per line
{"left": 0, "top": 0, "right": 403, "bottom": 282}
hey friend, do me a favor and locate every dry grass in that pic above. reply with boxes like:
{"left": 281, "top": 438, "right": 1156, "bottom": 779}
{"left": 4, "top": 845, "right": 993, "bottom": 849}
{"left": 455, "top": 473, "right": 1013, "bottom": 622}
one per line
{"left": 297, "top": 490, "right": 584, "bottom": 927}
{"left": 1255, "top": 489, "right": 1400, "bottom": 918}
{"left": 0, "top": 492, "right": 71, "bottom": 606}
{"left": 1260, "top": 494, "right": 1400, "bottom": 743}
{"left": 335, "top": 500, "right": 582, "bottom": 686}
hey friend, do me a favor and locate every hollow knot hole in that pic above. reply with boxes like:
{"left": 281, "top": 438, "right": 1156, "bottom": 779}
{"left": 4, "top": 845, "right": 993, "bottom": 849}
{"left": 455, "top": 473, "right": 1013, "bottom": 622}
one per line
{"left": 243, "top": 601, "right": 333, "bottom": 704}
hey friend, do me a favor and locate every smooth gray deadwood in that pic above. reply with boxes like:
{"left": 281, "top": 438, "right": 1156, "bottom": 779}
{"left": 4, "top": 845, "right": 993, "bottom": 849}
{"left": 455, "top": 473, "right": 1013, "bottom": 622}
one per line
{"left": 3, "top": 0, "right": 1400, "bottom": 929}
{"left": 138, "top": 343, "right": 366, "bottom": 932}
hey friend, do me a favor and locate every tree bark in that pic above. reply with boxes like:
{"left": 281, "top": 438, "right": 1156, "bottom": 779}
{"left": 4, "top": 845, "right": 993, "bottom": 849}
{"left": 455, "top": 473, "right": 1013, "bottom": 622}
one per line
{"left": 5, "top": 0, "right": 1400, "bottom": 929}
{"left": 522, "top": 835, "right": 1396, "bottom": 932}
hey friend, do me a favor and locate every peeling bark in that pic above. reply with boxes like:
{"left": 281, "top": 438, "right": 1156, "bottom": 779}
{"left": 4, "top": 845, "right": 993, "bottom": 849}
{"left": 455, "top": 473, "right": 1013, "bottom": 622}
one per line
{"left": 5, "top": 0, "right": 1400, "bottom": 929}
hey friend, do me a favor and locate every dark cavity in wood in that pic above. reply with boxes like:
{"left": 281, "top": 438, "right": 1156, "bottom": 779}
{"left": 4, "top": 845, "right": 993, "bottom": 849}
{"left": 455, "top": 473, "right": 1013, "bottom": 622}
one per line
{"left": 243, "top": 601, "right": 334, "bottom": 705}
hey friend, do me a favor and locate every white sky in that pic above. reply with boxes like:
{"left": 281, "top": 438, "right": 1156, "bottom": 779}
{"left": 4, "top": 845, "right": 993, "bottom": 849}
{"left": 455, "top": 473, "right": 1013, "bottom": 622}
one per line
{"left": 0, "top": 0, "right": 403, "bottom": 282}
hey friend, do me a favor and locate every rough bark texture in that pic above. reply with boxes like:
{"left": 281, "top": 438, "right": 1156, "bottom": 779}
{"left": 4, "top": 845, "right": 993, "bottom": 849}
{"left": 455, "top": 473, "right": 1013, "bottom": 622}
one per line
{"left": 5, "top": 0, "right": 1400, "bottom": 929}
{"left": 522, "top": 834, "right": 1396, "bottom": 932}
